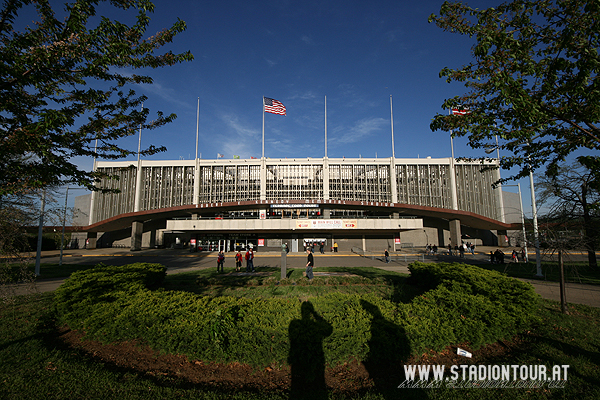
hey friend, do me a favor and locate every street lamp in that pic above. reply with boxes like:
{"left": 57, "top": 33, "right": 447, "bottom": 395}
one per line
{"left": 528, "top": 169, "right": 543, "bottom": 277}
{"left": 485, "top": 147, "right": 543, "bottom": 277}
{"left": 502, "top": 185, "right": 528, "bottom": 262}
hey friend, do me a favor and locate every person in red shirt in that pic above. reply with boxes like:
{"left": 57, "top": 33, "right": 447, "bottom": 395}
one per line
{"left": 245, "top": 248, "right": 255, "bottom": 272}
{"left": 217, "top": 250, "right": 225, "bottom": 273}
{"left": 235, "top": 250, "right": 243, "bottom": 272}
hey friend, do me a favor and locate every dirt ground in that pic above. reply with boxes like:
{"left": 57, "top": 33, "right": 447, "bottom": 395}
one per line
{"left": 57, "top": 326, "right": 527, "bottom": 395}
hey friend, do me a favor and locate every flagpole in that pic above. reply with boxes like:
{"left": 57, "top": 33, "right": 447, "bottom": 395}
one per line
{"left": 137, "top": 103, "right": 143, "bottom": 163}
{"left": 262, "top": 97, "right": 265, "bottom": 159}
{"left": 449, "top": 108, "right": 458, "bottom": 212}
{"left": 324, "top": 95, "right": 328, "bottom": 158}
{"left": 195, "top": 97, "right": 199, "bottom": 160}
{"left": 193, "top": 97, "right": 200, "bottom": 205}
{"left": 449, "top": 109, "right": 455, "bottom": 159}
{"left": 389, "top": 95, "right": 398, "bottom": 203}
{"left": 134, "top": 103, "right": 143, "bottom": 213}
{"left": 390, "top": 95, "right": 395, "bottom": 158}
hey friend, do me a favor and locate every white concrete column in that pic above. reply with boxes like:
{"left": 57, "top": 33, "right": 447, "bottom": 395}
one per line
{"left": 323, "top": 157, "right": 330, "bottom": 200}
{"left": 134, "top": 160, "right": 143, "bottom": 212}
{"left": 131, "top": 221, "right": 143, "bottom": 251}
{"left": 260, "top": 158, "right": 267, "bottom": 200}
{"left": 390, "top": 157, "right": 398, "bottom": 203}
{"left": 193, "top": 158, "right": 200, "bottom": 205}
{"left": 449, "top": 219, "right": 461, "bottom": 247}
{"left": 449, "top": 157, "right": 458, "bottom": 211}
{"left": 494, "top": 162, "right": 505, "bottom": 222}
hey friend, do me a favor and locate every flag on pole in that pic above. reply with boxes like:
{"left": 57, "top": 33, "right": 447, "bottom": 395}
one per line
{"left": 217, "top": 153, "right": 224, "bottom": 158}
{"left": 264, "top": 97, "right": 286, "bottom": 115}
{"left": 451, "top": 108, "right": 470, "bottom": 115}
{"left": 233, "top": 155, "right": 240, "bottom": 159}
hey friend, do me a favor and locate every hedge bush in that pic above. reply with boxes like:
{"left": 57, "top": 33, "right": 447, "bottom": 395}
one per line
{"left": 54, "top": 262, "right": 539, "bottom": 368}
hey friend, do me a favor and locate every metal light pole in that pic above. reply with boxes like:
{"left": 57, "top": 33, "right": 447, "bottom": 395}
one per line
{"left": 529, "top": 168, "right": 543, "bottom": 277}
{"left": 486, "top": 143, "right": 541, "bottom": 275}
{"left": 59, "top": 187, "right": 86, "bottom": 266}
{"left": 517, "top": 183, "right": 528, "bottom": 262}
{"left": 59, "top": 187, "right": 69, "bottom": 266}
{"left": 35, "top": 189, "right": 46, "bottom": 277}
{"left": 503, "top": 184, "right": 528, "bottom": 263}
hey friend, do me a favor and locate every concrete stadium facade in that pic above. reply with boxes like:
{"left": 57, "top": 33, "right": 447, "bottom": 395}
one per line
{"left": 77, "top": 156, "right": 522, "bottom": 253}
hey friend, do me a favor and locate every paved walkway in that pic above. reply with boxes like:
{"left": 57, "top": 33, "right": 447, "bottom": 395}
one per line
{"left": 377, "top": 265, "right": 600, "bottom": 308}
{"left": 3, "top": 247, "right": 600, "bottom": 308}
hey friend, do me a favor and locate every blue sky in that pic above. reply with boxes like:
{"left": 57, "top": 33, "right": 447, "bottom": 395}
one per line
{"left": 111, "top": 0, "right": 493, "bottom": 162}
{"left": 29, "top": 0, "right": 538, "bottom": 216}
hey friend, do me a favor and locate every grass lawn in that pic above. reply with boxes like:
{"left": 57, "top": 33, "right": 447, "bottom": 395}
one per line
{"left": 2, "top": 261, "right": 99, "bottom": 281}
{"left": 162, "top": 266, "right": 422, "bottom": 303}
{"left": 475, "top": 260, "right": 600, "bottom": 285}
{"left": 2, "top": 268, "right": 600, "bottom": 399}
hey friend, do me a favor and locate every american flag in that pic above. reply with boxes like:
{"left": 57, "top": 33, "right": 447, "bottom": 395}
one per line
{"left": 264, "top": 97, "right": 286, "bottom": 115}
{"left": 451, "top": 108, "right": 470, "bottom": 115}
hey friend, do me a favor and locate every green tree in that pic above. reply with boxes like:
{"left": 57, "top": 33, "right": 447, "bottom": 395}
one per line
{"left": 0, "top": 0, "right": 193, "bottom": 195}
{"left": 429, "top": 0, "right": 600, "bottom": 181}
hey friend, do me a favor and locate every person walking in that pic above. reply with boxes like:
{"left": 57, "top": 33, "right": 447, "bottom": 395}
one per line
{"left": 305, "top": 247, "right": 314, "bottom": 280}
{"left": 384, "top": 249, "right": 390, "bottom": 263}
{"left": 235, "top": 250, "right": 243, "bottom": 272}
{"left": 245, "top": 248, "right": 255, "bottom": 272}
{"left": 217, "top": 249, "right": 225, "bottom": 273}
{"left": 333, "top": 242, "right": 338, "bottom": 252}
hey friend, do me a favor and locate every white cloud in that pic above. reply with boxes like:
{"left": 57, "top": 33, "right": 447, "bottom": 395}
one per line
{"left": 287, "top": 90, "right": 318, "bottom": 101}
{"left": 332, "top": 117, "right": 387, "bottom": 144}
{"left": 218, "top": 113, "right": 261, "bottom": 158}
{"left": 301, "top": 35, "right": 313, "bottom": 45}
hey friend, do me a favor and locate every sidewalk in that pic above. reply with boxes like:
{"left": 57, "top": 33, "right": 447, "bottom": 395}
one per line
{"left": 4, "top": 248, "right": 600, "bottom": 308}
{"left": 377, "top": 264, "right": 600, "bottom": 308}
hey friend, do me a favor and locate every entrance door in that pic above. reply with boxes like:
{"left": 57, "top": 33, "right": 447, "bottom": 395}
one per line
{"left": 291, "top": 239, "right": 298, "bottom": 253}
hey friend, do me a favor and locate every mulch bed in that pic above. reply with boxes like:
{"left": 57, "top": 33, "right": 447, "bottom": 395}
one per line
{"left": 57, "top": 326, "right": 528, "bottom": 394}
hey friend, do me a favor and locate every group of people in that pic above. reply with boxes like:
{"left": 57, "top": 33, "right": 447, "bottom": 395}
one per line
{"left": 425, "top": 244, "right": 438, "bottom": 255}
{"left": 216, "top": 248, "right": 255, "bottom": 273}
{"left": 447, "top": 242, "right": 476, "bottom": 257}
{"left": 304, "top": 241, "right": 326, "bottom": 254}
{"left": 489, "top": 248, "right": 527, "bottom": 264}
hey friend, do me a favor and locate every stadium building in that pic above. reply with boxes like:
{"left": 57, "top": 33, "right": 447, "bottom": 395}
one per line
{"left": 72, "top": 156, "right": 523, "bottom": 253}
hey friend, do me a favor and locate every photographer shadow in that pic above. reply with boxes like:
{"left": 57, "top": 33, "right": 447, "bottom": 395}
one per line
{"left": 360, "top": 299, "right": 416, "bottom": 399}
{"left": 288, "top": 301, "right": 333, "bottom": 400}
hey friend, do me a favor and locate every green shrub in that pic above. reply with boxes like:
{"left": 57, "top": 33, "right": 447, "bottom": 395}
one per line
{"left": 404, "top": 262, "right": 540, "bottom": 353}
{"left": 53, "top": 262, "right": 539, "bottom": 369}
{"left": 54, "top": 263, "right": 166, "bottom": 329}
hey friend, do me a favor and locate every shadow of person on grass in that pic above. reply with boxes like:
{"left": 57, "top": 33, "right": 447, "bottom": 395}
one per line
{"left": 288, "top": 301, "right": 333, "bottom": 400}
{"left": 360, "top": 299, "right": 417, "bottom": 399}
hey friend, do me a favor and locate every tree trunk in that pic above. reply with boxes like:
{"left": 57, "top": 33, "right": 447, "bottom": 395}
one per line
{"left": 559, "top": 250, "right": 569, "bottom": 314}
{"left": 582, "top": 192, "right": 598, "bottom": 269}
{"left": 588, "top": 249, "right": 598, "bottom": 269}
